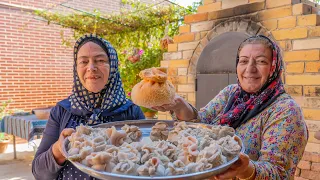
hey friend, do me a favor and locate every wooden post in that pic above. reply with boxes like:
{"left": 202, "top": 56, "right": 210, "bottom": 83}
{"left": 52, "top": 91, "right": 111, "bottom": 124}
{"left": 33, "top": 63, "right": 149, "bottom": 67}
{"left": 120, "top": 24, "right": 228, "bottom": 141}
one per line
{"left": 13, "top": 135, "right": 16, "bottom": 159}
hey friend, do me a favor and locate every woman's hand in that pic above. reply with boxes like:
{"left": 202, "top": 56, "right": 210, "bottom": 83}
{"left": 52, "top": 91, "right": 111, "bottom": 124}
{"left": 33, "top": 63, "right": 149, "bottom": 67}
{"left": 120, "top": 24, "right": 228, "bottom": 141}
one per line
{"left": 52, "top": 128, "right": 75, "bottom": 165}
{"left": 213, "top": 153, "right": 254, "bottom": 180}
{"left": 152, "top": 95, "right": 196, "bottom": 121}
{"left": 152, "top": 95, "right": 185, "bottom": 112}
{"left": 315, "top": 130, "right": 320, "bottom": 140}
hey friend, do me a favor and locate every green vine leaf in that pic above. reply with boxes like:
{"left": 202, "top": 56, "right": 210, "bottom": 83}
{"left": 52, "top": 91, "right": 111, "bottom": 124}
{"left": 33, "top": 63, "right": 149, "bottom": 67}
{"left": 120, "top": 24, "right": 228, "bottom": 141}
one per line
{"left": 34, "top": 0, "right": 202, "bottom": 96}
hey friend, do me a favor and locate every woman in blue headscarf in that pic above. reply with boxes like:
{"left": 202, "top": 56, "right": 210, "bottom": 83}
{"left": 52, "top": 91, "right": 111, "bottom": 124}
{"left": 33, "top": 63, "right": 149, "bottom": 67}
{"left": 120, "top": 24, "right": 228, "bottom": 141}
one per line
{"left": 32, "top": 34, "right": 145, "bottom": 180}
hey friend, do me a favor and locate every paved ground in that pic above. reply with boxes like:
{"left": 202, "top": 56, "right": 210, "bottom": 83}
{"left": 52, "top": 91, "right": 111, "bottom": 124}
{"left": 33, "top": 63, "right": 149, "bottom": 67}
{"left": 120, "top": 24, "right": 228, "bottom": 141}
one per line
{"left": 0, "top": 137, "right": 40, "bottom": 180}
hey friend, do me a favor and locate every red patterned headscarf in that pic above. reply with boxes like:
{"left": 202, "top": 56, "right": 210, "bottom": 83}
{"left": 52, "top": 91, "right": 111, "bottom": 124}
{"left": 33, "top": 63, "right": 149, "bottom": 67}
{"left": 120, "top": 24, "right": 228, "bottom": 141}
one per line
{"left": 219, "top": 35, "right": 285, "bottom": 129}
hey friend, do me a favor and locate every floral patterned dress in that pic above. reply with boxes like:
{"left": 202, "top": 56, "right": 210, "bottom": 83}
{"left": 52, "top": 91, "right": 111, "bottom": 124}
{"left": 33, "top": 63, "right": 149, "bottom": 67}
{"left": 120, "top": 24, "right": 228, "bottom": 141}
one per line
{"left": 198, "top": 84, "right": 308, "bottom": 180}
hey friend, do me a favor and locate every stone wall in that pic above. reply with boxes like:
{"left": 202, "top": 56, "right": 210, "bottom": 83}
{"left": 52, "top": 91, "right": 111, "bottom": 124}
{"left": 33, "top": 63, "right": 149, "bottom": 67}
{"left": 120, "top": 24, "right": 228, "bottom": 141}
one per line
{"left": 159, "top": 0, "right": 320, "bottom": 179}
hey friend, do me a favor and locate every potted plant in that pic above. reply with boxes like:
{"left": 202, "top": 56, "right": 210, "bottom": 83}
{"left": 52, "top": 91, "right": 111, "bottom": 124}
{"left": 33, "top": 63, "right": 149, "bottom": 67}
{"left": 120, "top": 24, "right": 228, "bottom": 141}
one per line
{"left": 127, "top": 92, "right": 158, "bottom": 119}
{"left": 0, "top": 100, "right": 12, "bottom": 153}
{"left": 140, "top": 106, "right": 158, "bottom": 119}
{"left": 0, "top": 133, "right": 10, "bottom": 153}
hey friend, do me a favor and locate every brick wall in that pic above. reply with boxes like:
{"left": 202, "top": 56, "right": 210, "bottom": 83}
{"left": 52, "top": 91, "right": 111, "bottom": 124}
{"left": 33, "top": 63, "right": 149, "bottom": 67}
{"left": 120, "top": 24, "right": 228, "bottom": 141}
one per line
{"left": 0, "top": 1, "right": 74, "bottom": 111}
{"left": 0, "top": 0, "right": 163, "bottom": 13}
{"left": 0, "top": 0, "right": 166, "bottom": 111}
{"left": 160, "top": 0, "right": 320, "bottom": 179}
{"left": 1, "top": 0, "right": 66, "bottom": 9}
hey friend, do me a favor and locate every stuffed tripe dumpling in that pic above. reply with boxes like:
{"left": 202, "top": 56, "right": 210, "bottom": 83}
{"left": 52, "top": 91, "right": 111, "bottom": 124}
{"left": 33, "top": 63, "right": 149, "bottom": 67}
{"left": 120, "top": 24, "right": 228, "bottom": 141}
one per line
{"left": 217, "top": 135, "right": 241, "bottom": 160}
{"left": 150, "top": 122, "right": 169, "bottom": 141}
{"left": 112, "top": 160, "right": 139, "bottom": 176}
{"left": 106, "top": 126, "right": 127, "bottom": 146}
{"left": 165, "top": 160, "right": 186, "bottom": 176}
{"left": 137, "top": 157, "right": 166, "bottom": 176}
{"left": 131, "top": 67, "right": 175, "bottom": 108}
{"left": 185, "top": 158, "right": 213, "bottom": 173}
{"left": 197, "top": 143, "right": 226, "bottom": 167}
{"left": 118, "top": 143, "right": 141, "bottom": 164}
{"left": 121, "top": 124, "right": 142, "bottom": 143}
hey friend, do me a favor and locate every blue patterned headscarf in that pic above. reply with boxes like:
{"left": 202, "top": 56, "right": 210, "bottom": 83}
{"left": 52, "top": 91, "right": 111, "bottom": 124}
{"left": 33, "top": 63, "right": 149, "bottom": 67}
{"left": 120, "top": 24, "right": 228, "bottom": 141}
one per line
{"left": 69, "top": 34, "right": 130, "bottom": 125}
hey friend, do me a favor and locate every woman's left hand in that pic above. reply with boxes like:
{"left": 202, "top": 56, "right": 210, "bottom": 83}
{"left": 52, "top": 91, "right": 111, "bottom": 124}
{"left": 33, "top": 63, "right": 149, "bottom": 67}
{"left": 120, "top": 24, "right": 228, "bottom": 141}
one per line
{"left": 212, "top": 153, "right": 253, "bottom": 180}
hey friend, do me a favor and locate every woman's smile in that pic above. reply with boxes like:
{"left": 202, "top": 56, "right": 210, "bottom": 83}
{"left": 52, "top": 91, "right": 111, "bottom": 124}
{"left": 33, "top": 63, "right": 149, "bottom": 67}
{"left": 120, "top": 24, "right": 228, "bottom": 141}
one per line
{"left": 86, "top": 75, "right": 101, "bottom": 80}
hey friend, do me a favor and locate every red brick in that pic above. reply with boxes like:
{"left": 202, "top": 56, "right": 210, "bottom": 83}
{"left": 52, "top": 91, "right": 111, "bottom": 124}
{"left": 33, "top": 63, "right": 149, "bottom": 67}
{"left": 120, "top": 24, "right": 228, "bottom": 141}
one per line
{"left": 173, "top": 33, "right": 195, "bottom": 43}
{"left": 297, "top": 14, "right": 320, "bottom": 26}
{"left": 179, "top": 25, "right": 191, "bottom": 34}
{"left": 258, "top": 6, "right": 292, "bottom": 21}
{"left": 304, "top": 86, "right": 320, "bottom": 97}
{"left": 294, "top": 176, "right": 309, "bottom": 180}
{"left": 300, "top": 169, "right": 320, "bottom": 179}
{"left": 305, "top": 62, "right": 320, "bottom": 73}
{"left": 266, "top": 0, "right": 299, "bottom": 9}
{"left": 222, "top": 0, "right": 247, "bottom": 9}
{"left": 285, "top": 86, "right": 302, "bottom": 96}
{"left": 184, "top": 13, "right": 208, "bottom": 24}
{"left": 297, "top": 160, "right": 311, "bottom": 170}
{"left": 286, "top": 62, "right": 304, "bottom": 73}
{"left": 197, "top": 2, "right": 221, "bottom": 13}
{"left": 203, "top": 0, "right": 215, "bottom": 5}
{"left": 311, "top": 162, "right": 320, "bottom": 172}
{"left": 292, "top": 3, "right": 313, "bottom": 15}
{"left": 295, "top": 167, "right": 301, "bottom": 176}
{"left": 302, "top": 151, "right": 320, "bottom": 163}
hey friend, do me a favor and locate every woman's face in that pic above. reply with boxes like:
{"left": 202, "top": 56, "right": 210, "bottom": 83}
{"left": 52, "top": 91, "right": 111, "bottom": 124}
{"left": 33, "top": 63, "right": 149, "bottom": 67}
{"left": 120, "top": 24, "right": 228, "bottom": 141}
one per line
{"left": 76, "top": 42, "right": 110, "bottom": 93}
{"left": 237, "top": 43, "right": 272, "bottom": 93}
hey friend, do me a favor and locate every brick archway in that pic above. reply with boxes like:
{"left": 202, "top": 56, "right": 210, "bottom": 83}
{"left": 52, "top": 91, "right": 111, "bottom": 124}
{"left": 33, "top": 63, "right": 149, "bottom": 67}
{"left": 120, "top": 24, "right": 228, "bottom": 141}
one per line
{"left": 187, "top": 17, "right": 272, "bottom": 77}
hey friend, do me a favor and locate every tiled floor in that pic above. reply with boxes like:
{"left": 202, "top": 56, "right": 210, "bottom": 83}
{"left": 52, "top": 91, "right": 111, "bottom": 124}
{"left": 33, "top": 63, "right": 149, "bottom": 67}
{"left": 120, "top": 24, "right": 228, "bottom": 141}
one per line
{"left": 0, "top": 137, "right": 38, "bottom": 180}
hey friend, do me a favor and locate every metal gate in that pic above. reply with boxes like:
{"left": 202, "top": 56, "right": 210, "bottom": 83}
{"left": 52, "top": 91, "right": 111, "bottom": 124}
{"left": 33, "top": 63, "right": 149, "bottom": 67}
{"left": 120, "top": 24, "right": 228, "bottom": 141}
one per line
{"left": 195, "top": 32, "right": 249, "bottom": 109}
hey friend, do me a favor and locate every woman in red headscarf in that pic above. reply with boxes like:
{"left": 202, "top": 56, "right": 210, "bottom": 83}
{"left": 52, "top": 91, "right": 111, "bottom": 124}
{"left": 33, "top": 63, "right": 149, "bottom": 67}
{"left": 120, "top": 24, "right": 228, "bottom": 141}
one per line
{"left": 153, "top": 35, "right": 308, "bottom": 180}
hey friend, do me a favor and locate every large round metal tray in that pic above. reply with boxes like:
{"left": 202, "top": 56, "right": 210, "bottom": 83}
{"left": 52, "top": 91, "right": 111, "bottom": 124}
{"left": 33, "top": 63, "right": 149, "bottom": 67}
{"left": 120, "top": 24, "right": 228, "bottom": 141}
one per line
{"left": 62, "top": 120, "right": 245, "bottom": 180}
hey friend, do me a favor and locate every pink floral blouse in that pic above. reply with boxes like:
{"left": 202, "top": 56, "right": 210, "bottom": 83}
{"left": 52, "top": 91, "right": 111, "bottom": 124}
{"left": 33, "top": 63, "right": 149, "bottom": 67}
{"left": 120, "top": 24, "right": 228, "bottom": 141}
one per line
{"left": 198, "top": 84, "right": 308, "bottom": 180}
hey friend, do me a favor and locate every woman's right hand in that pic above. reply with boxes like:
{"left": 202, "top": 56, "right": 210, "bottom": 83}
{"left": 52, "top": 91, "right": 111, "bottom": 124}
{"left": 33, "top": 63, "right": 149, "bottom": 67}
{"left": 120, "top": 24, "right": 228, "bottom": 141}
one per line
{"left": 152, "top": 95, "right": 197, "bottom": 121}
{"left": 52, "top": 128, "right": 75, "bottom": 165}
{"left": 151, "top": 94, "right": 185, "bottom": 112}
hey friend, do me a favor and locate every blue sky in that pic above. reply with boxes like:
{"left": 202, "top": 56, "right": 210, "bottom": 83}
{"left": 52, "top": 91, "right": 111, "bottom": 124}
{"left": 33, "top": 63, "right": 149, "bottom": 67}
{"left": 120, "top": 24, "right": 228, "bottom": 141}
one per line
{"left": 174, "top": 0, "right": 199, "bottom": 7}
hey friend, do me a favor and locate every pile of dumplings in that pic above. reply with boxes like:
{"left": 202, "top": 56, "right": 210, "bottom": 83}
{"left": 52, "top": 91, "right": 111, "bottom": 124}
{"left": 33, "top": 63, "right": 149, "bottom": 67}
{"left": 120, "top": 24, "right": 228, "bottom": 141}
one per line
{"left": 67, "top": 121, "right": 242, "bottom": 177}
